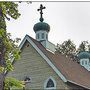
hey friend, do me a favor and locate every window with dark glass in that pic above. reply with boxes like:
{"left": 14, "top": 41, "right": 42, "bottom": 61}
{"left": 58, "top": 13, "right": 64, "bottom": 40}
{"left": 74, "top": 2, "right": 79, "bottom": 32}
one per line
{"left": 82, "top": 61, "right": 84, "bottom": 65}
{"left": 85, "top": 61, "right": 87, "bottom": 65}
{"left": 37, "top": 33, "right": 39, "bottom": 39}
{"left": 42, "top": 33, "right": 44, "bottom": 39}
{"left": 24, "top": 77, "right": 31, "bottom": 81}
{"left": 46, "top": 34, "right": 48, "bottom": 39}
{"left": 46, "top": 79, "right": 54, "bottom": 88}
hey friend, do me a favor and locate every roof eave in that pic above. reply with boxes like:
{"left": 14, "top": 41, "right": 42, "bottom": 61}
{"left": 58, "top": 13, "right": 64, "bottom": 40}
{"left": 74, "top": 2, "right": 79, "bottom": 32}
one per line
{"left": 68, "top": 80, "right": 90, "bottom": 89}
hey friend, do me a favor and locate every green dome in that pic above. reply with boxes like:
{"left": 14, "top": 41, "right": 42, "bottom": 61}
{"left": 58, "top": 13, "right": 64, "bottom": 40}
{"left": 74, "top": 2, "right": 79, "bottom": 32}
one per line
{"left": 78, "top": 52, "right": 90, "bottom": 59}
{"left": 33, "top": 22, "right": 50, "bottom": 33}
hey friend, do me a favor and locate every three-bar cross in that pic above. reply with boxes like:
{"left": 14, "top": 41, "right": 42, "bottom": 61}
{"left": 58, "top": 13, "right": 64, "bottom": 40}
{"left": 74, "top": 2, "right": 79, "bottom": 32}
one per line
{"left": 37, "top": 4, "right": 46, "bottom": 22}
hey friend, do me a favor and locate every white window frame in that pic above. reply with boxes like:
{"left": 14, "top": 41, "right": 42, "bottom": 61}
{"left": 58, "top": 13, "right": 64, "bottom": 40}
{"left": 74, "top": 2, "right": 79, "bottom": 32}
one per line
{"left": 44, "top": 76, "right": 56, "bottom": 89}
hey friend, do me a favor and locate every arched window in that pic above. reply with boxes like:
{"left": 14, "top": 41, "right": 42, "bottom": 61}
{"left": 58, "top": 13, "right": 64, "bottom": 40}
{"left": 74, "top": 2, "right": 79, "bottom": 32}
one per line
{"left": 44, "top": 76, "right": 56, "bottom": 89}
{"left": 46, "top": 79, "right": 54, "bottom": 88}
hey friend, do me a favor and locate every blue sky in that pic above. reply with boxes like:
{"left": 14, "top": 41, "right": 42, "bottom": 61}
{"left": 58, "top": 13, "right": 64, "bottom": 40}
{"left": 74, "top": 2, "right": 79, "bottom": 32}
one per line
{"left": 6, "top": 2, "right": 90, "bottom": 47}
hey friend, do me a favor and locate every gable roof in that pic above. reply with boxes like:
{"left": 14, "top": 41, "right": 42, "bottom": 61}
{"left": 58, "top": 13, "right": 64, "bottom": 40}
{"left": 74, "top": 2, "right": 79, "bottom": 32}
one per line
{"left": 19, "top": 35, "right": 90, "bottom": 89}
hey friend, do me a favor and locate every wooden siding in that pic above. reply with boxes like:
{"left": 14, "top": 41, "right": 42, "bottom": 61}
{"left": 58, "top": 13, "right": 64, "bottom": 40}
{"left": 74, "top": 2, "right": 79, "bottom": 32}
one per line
{"left": 7, "top": 41, "right": 80, "bottom": 89}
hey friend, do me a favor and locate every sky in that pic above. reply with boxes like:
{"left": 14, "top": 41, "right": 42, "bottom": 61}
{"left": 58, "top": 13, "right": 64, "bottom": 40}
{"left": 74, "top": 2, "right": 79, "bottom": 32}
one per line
{"left": 6, "top": 1, "right": 90, "bottom": 47}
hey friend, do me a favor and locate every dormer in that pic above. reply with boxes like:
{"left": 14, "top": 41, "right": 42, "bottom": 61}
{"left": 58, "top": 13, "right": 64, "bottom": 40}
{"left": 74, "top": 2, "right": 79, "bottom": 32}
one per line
{"left": 78, "top": 51, "right": 90, "bottom": 71}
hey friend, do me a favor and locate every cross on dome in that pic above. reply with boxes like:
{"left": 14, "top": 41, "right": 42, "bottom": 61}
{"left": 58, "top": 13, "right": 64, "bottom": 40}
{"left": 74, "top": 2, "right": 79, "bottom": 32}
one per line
{"left": 37, "top": 4, "right": 46, "bottom": 22}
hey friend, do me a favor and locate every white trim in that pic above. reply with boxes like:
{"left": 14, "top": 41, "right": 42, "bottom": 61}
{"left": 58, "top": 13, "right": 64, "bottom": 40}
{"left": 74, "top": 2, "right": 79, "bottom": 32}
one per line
{"left": 18, "top": 35, "right": 90, "bottom": 89}
{"left": 46, "top": 48, "right": 55, "bottom": 54}
{"left": 44, "top": 76, "right": 56, "bottom": 89}
{"left": 19, "top": 35, "right": 67, "bottom": 82}
{"left": 68, "top": 80, "right": 90, "bottom": 89}
{"left": 19, "top": 35, "right": 27, "bottom": 49}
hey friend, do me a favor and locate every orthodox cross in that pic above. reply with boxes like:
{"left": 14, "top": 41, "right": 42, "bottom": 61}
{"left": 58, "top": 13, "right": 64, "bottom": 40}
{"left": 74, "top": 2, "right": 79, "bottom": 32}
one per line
{"left": 37, "top": 4, "right": 46, "bottom": 22}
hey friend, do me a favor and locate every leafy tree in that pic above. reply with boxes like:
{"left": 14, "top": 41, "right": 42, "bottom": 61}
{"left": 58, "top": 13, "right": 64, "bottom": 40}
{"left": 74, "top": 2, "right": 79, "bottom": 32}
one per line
{"left": 5, "top": 77, "right": 25, "bottom": 89}
{"left": 77, "top": 41, "right": 89, "bottom": 53}
{"left": 0, "top": 1, "right": 24, "bottom": 89}
{"left": 88, "top": 44, "right": 90, "bottom": 52}
{"left": 56, "top": 39, "right": 76, "bottom": 58}
{"left": 0, "top": 1, "right": 21, "bottom": 69}
{"left": 77, "top": 41, "right": 90, "bottom": 53}
{"left": 56, "top": 40, "right": 90, "bottom": 62}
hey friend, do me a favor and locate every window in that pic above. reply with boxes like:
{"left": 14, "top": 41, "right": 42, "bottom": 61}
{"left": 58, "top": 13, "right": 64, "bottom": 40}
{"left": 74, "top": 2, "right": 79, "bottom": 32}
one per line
{"left": 85, "top": 61, "right": 87, "bottom": 65}
{"left": 46, "top": 79, "right": 54, "bottom": 88}
{"left": 44, "top": 76, "right": 56, "bottom": 89}
{"left": 82, "top": 61, "right": 84, "bottom": 65}
{"left": 24, "top": 77, "right": 31, "bottom": 81}
{"left": 24, "top": 76, "right": 31, "bottom": 83}
{"left": 37, "top": 33, "right": 39, "bottom": 39}
{"left": 46, "top": 34, "right": 48, "bottom": 39}
{"left": 42, "top": 33, "right": 44, "bottom": 39}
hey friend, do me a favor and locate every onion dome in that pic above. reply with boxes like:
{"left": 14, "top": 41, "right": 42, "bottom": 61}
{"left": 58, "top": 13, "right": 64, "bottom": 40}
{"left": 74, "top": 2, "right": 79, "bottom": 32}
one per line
{"left": 33, "top": 4, "right": 50, "bottom": 33}
{"left": 33, "top": 22, "right": 50, "bottom": 33}
{"left": 78, "top": 51, "right": 90, "bottom": 59}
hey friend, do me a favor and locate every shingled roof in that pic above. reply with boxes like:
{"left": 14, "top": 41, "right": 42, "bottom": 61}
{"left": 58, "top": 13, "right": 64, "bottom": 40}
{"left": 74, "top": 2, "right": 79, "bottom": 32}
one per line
{"left": 19, "top": 35, "right": 90, "bottom": 89}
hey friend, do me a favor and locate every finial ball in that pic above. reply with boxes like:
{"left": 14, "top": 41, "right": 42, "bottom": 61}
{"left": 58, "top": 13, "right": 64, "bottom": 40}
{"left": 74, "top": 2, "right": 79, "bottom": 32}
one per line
{"left": 40, "top": 18, "right": 44, "bottom": 22}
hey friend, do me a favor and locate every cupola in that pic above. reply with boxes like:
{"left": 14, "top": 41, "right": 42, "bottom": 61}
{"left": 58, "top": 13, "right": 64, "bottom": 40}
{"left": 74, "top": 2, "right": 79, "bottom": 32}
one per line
{"left": 78, "top": 51, "right": 90, "bottom": 71}
{"left": 33, "top": 4, "right": 50, "bottom": 41}
{"left": 33, "top": 4, "right": 56, "bottom": 53}
{"left": 34, "top": 22, "right": 50, "bottom": 33}
{"left": 78, "top": 51, "right": 90, "bottom": 59}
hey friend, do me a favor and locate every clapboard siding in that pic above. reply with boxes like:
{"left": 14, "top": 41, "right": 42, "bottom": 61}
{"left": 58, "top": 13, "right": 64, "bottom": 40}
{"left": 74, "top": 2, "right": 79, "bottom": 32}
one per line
{"left": 7, "top": 41, "right": 70, "bottom": 89}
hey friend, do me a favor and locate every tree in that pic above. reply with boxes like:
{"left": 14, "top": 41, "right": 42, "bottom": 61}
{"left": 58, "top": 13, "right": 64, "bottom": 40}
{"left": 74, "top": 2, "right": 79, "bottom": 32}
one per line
{"left": 77, "top": 41, "right": 89, "bottom": 53}
{"left": 4, "top": 77, "right": 25, "bottom": 89}
{"left": 77, "top": 41, "right": 90, "bottom": 53}
{"left": 56, "top": 40, "right": 90, "bottom": 62}
{"left": 56, "top": 39, "right": 76, "bottom": 59}
{"left": 0, "top": 1, "right": 24, "bottom": 89}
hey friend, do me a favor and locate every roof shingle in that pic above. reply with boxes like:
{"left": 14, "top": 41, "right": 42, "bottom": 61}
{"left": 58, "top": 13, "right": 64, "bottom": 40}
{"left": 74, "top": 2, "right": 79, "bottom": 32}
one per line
{"left": 26, "top": 35, "right": 90, "bottom": 89}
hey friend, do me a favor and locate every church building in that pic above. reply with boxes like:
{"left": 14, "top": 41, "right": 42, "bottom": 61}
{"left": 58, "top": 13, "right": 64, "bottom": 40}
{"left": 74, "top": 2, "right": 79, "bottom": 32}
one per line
{"left": 7, "top": 4, "right": 90, "bottom": 89}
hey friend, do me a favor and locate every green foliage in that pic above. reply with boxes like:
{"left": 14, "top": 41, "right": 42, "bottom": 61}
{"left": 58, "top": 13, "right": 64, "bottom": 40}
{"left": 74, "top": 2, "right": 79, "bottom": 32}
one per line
{"left": 0, "top": 16, "right": 6, "bottom": 30}
{"left": 5, "top": 60, "right": 14, "bottom": 71}
{"left": 0, "top": 66, "right": 4, "bottom": 72}
{"left": 56, "top": 39, "right": 76, "bottom": 58}
{"left": 0, "top": 28, "right": 5, "bottom": 37}
{"left": 4, "top": 77, "right": 25, "bottom": 89}
{"left": 56, "top": 40, "right": 90, "bottom": 60}
{"left": 0, "top": 2, "right": 20, "bottom": 19}
{"left": 0, "top": 1, "right": 24, "bottom": 89}
{"left": 77, "top": 41, "right": 90, "bottom": 53}
{"left": 0, "top": 1, "right": 21, "bottom": 71}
